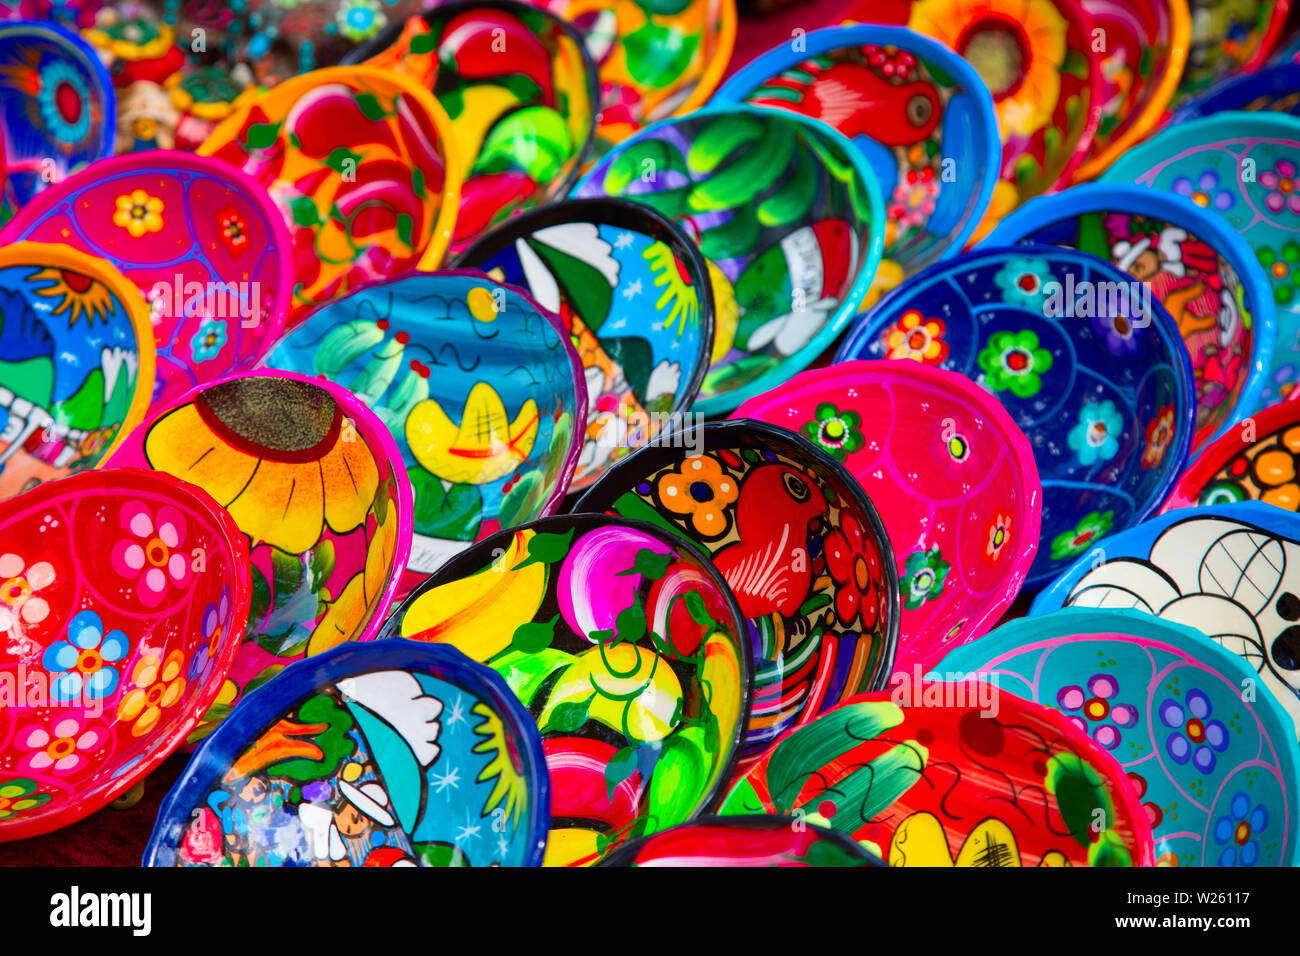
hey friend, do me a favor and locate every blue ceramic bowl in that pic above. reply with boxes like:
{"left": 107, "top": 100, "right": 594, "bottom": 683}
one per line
{"left": 712, "top": 24, "right": 999, "bottom": 304}
{"left": 985, "top": 182, "right": 1277, "bottom": 449}
{"left": 836, "top": 243, "right": 1195, "bottom": 586}
{"left": 1172, "top": 61, "right": 1300, "bottom": 122}
{"left": 937, "top": 607, "right": 1300, "bottom": 867}
{"left": 143, "top": 639, "right": 551, "bottom": 867}
{"left": 569, "top": 103, "right": 885, "bottom": 416}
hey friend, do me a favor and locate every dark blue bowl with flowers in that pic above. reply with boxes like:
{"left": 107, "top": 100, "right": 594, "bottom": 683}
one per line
{"left": 836, "top": 244, "right": 1197, "bottom": 585}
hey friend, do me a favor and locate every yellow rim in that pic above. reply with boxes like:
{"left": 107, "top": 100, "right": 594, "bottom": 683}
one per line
{"left": 676, "top": 0, "right": 739, "bottom": 117}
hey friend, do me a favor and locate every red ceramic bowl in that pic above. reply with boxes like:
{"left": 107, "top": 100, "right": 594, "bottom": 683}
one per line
{"left": 1164, "top": 397, "right": 1300, "bottom": 511}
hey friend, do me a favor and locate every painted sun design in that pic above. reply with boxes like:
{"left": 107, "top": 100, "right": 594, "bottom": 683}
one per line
{"left": 643, "top": 240, "right": 699, "bottom": 336}
{"left": 29, "top": 266, "right": 116, "bottom": 326}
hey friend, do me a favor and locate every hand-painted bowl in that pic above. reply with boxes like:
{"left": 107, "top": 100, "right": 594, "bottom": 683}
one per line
{"left": 453, "top": 198, "right": 712, "bottom": 490}
{"left": 1030, "top": 502, "right": 1300, "bottom": 739}
{"left": 0, "top": 20, "right": 114, "bottom": 219}
{"left": 346, "top": 0, "right": 598, "bottom": 253}
{"left": 571, "top": 104, "right": 885, "bottom": 414}
{"left": 985, "top": 183, "right": 1277, "bottom": 449}
{"left": 1171, "top": 0, "right": 1291, "bottom": 109}
{"left": 143, "top": 639, "right": 549, "bottom": 867}
{"left": 260, "top": 270, "right": 586, "bottom": 590}
{"left": 1103, "top": 112, "right": 1300, "bottom": 412}
{"left": 573, "top": 419, "right": 900, "bottom": 758}
{"left": 733, "top": 361, "right": 1041, "bottom": 672}
{"left": 1173, "top": 61, "right": 1300, "bottom": 122}
{"left": 596, "top": 815, "right": 883, "bottom": 867}
{"left": 0, "top": 242, "right": 155, "bottom": 502}
{"left": 712, "top": 24, "right": 999, "bottom": 307}
{"left": 836, "top": 244, "right": 1195, "bottom": 586}
{"left": 718, "top": 684, "right": 1155, "bottom": 866}
{"left": 0, "top": 467, "right": 251, "bottom": 842}
{"left": 104, "top": 371, "right": 413, "bottom": 741}
{"left": 1166, "top": 397, "right": 1300, "bottom": 510}
{"left": 938, "top": 607, "right": 1300, "bottom": 866}
{"left": 844, "top": 0, "right": 1103, "bottom": 236}
{"left": 378, "top": 514, "right": 752, "bottom": 867}
{"left": 197, "top": 65, "right": 462, "bottom": 323}
{"left": 0, "top": 151, "right": 294, "bottom": 409}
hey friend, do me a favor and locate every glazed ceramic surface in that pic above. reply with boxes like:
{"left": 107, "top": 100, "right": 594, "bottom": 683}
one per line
{"left": 144, "top": 640, "right": 549, "bottom": 866}
{"left": 1173, "top": 61, "right": 1300, "bottom": 121}
{"left": 1172, "top": 0, "right": 1291, "bottom": 108}
{"left": 596, "top": 815, "right": 882, "bottom": 866}
{"left": 379, "top": 514, "right": 751, "bottom": 867}
{"left": 348, "top": 1, "right": 599, "bottom": 251}
{"left": 573, "top": 420, "right": 899, "bottom": 758}
{"left": 453, "top": 199, "right": 711, "bottom": 490}
{"left": 719, "top": 685, "right": 1155, "bottom": 866}
{"left": 836, "top": 244, "right": 1195, "bottom": 586}
{"left": 197, "top": 66, "right": 462, "bottom": 322}
{"left": 261, "top": 270, "right": 585, "bottom": 586}
{"left": 0, "top": 20, "right": 114, "bottom": 219}
{"left": 105, "top": 371, "right": 413, "bottom": 741}
{"left": 572, "top": 104, "right": 885, "bottom": 414}
{"left": 713, "top": 24, "right": 999, "bottom": 306}
{"left": 1104, "top": 113, "right": 1300, "bottom": 412}
{"left": 1167, "top": 398, "right": 1300, "bottom": 508}
{"left": 0, "top": 242, "right": 155, "bottom": 502}
{"left": 0, "top": 151, "right": 293, "bottom": 408}
{"left": 845, "top": 0, "right": 1103, "bottom": 235}
{"left": 733, "top": 361, "right": 1041, "bottom": 672}
{"left": 985, "top": 183, "right": 1277, "bottom": 448}
{"left": 1031, "top": 501, "right": 1300, "bottom": 739}
{"left": 939, "top": 608, "right": 1300, "bottom": 866}
{"left": 0, "top": 468, "right": 251, "bottom": 841}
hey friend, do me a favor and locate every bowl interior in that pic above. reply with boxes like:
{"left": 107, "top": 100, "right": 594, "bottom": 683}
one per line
{"left": 0, "top": 468, "right": 248, "bottom": 840}
{"left": 597, "top": 815, "right": 881, "bottom": 866}
{"left": 1167, "top": 396, "right": 1300, "bottom": 509}
{"left": 1172, "top": 0, "right": 1289, "bottom": 106}
{"left": 1173, "top": 61, "right": 1300, "bottom": 122}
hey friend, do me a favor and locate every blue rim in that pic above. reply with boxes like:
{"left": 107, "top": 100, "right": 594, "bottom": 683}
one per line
{"left": 1173, "top": 61, "right": 1300, "bottom": 122}
{"left": 141, "top": 639, "right": 552, "bottom": 867}
{"left": 569, "top": 102, "right": 887, "bottom": 417}
{"left": 983, "top": 182, "right": 1278, "bottom": 446}
{"left": 713, "top": 23, "right": 1000, "bottom": 264}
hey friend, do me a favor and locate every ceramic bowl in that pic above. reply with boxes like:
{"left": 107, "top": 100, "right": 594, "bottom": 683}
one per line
{"left": 837, "top": 244, "right": 1196, "bottom": 586}
{"left": 596, "top": 815, "right": 883, "bottom": 866}
{"left": 345, "top": 0, "right": 599, "bottom": 253}
{"left": 1166, "top": 397, "right": 1300, "bottom": 508}
{"left": 143, "top": 639, "right": 549, "bottom": 866}
{"left": 378, "top": 513, "right": 752, "bottom": 866}
{"left": 0, "top": 150, "right": 294, "bottom": 409}
{"left": 712, "top": 24, "right": 1000, "bottom": 306}
{"left": 939, "top": 607, "right": 1300, "bottom": 866}
{"left": 718, "top": 684, "right": 1155, "bottom": 866}
{"left": 1030, "top": 502, "right": 1300, "bottom": 739}
{"left": 573, "top": 419, "right": 900, "bottom": 758}
{"left": 104, "top": 370, "right": 413, "bottom": 740}
{"left": 0, "top": 20, "right": 114, "bottom": 219}
{"left": 1173, "top": 61, "right": 1300, "bottom": 121}
{"left": 197, "top": 65, "right": 462, "bottom": 323}
{"left": 260, "top": 269, "right": 585, "bottom": 590}
{"left": 733, "top": 360, "right": 1041, "bottom": 672}
{"left": 985, "top": 183, "right": 1277, "bottom": 449}
{"left": 844, "top": 0, "right": 1103, "bottom": 236}
{"left": 0, "top": 467, "right": 251, "bottom": 842}
{"left": 0, "top": 242, "right": 155, "bottom": 502}
{"left": 571, "top": 104, "right": 885, "bottom": 414}
{"left": 1104, "top": 112, "right": 1300, "bottom": 411}
{"left": 453, "top": 198, "right": 712, "bottom": 490}
{"left": 1171, "top": 0, "right": 1291, "bottom": 109}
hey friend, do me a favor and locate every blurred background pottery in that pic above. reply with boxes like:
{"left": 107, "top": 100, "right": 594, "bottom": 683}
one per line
{"left": 1172, "top": 60, "right": 1300, "bottom": 121}
{"left": 1170, "top": 0, "right": 1291, "bottom": 110}
{"left": 596, "top": 814, "right": 883, "bottom": 866}
{"left": 1166, "top": 396, "right": 1300, "bottom": 508}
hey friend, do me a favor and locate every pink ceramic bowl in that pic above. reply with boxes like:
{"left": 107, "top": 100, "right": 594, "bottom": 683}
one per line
{"left": 105, "top": 370, "right": 413, "bottom": 741}
{"left": 0, "top": 467, "right": 251, "bottom": 841}
{"left": 733, "top": 360, "right": 1041, "bottom": 672}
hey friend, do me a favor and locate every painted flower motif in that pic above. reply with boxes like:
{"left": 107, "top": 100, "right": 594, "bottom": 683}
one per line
{"left": 1259, "top": 160, "right": 1300, "bottom": 216}
{"left": 1171, "top": 170, "right": 1235, "bottom": 212}
{"left": 801, "top": 403, "right": 864, "bottom": 462}
{"left": 37, "top": 60, "right": 92, "bottom": 147}
{"left": 1213, "top": 792, "right": 1269, "bottom": 867}
{"left": 1142, "top": 405, "right": 1177, "bottom": 470}
{"left": 191, "top": 319, "right": 228, "bottom": 363}
{"left": 1127, "top": 772, "right": 1164, "bottom": 830}
{"left": 1049, "top": 509, "right": 1114, "bottom": 561}
{"left": 109, "top": 501, "right": 192, "bottom": 608}
{"left": 993, "top": 258, "right": 1055, "bottom": 309}
{"left": 1257, "top": 242, "right": 1300, "bottom": 305}
{"left": 900, "top": 546, "right": 949, "bottom": 611}
{"left": 1067, "top": 400, "right": 1123, "bottom": 466}
{"left": 977, "top": 330, "right": 1053, "bottom": 398}
{"left": 336, "top": 0, "right": 387, "bottom": 41}
{"left": 0, "top": 553, "right": 55, "bottom": 637}
{"left": 1159, "top": 689, "right": 1230, "bottom": 773}
{"left": 117, "top": 649, "right": 187, "bottom": 737}
{"left": 1056, "top": 674, "right": 1139, "bottom": 750}
{"left": 0, "top": 778, "right": 50, "bottom": 821}
{"left": 888, "top": 166, "right": 939, "bottom": 230}
{"left": 112, "top": 188, "right": 165, "bottom": 238}
{"left": 823, "top": 512, "right": 882, "bottom": 630}
{"left": 884, "top": 309, "right": 949, "bottom": 364}
{"left": 189, "top": 586, "right": 231, "bottom": 681}
{"left": 40, "top": 610, "right": 128, "bottom": 702}
{"left": 1249, "top": 440, "right": 1300, "bottom": 510}
{"left": 864, "top": 44, "right": 917, "bottom": 79}
{"left": 657, "top": 455, "right": 739, "bottom": 538}
{"left": 18, "top": 717, "right": 107, "bottom": 775}
{"left": 217, "top": 207, "right": 250, "bottom": 255}
{"left": 1092, "top": 310, "right": 1140, "bottom": 355}
{"left": 985, "top": 512, "right": 1012, "bottom": 562}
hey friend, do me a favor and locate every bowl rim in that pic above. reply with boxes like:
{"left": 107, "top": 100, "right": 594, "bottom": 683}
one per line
{"left": 1170, "top": 58, "right": 1300, "bottom": 123}
{"left": 141, "top": 637, "right": 552, "bottom": 866}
